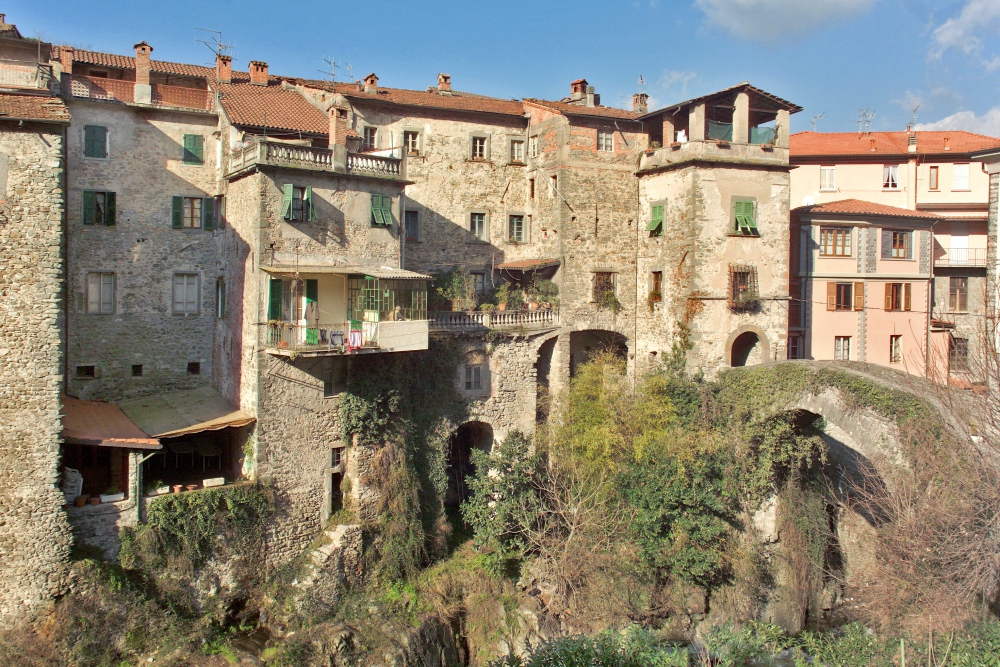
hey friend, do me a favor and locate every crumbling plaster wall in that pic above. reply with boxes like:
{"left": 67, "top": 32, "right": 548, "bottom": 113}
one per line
{"left": 64, "top": 100, "right": 222, "bottom": 401}
{"left": 0, "top": 121, "right": 73, "bottom": 627}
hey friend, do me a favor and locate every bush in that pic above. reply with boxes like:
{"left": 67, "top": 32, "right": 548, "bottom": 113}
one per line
{"left": 490, "top": 626, "right": 689, "bottom": 666}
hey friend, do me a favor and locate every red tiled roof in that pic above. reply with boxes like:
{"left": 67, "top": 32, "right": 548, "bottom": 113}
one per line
{"left": 219, "top": 79, "right": 330, "bottom": 134}
{"left": 790, "top": 131, "right": 1000, "bottom": 158}
{"left": 314, "top": 81, "right": 525, "bottom": 117}
{"left": 794, "top": 198, "right": 942, "bottom": 220}
{"left": 641, "top": 82, "right": 802, "bottom": 120}
{"left": 0, "top": 92, "right": 70, "bottom": 123}
{"left": 62, "top": 394, "right": 160, "bottom": 449}
{"left": 54, "top": 46, "right": 214, "bottom": 78}
{"left": 497, "top": 258, "right": 561, "bottom": 271}
{"left": 524, "top": 98, "right": 641, "bottom": 121}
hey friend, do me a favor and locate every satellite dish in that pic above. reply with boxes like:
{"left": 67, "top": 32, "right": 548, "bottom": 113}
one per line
{"left": 802, "top": 195, "right": 816, "bottom": 206}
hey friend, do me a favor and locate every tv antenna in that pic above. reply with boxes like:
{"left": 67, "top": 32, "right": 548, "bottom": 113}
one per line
{"left": 318, "top": 56, "right": 351, "bottom": 84}
{"left": 809, "top": 111, "right": 825, "bottom": 131}
{"left": 910, "top": 104, "right": 920, "bottom": 128}
{"left": 638, "top": 74, "right": 646, "bottom": 90}
{"left": 857, "top": 108, "right": 875, "bottom": 135}
{"left": 195, "top": 28, "right": 234, "bottom": 59}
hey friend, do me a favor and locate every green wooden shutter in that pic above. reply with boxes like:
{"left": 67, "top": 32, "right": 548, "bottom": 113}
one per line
{"left": 646, "top": 204, "right": 663, "bottom": 233}
{"left": 281, "top": 184, "right": 293, "bottom": 220}
{"left": 218, "top": 196, "right": 226, "bottom": 228}
{"left": 269, "top": 278, "right": 283, "bottom": 320}
{"left": 746, "top": 201, "right": 758, "bottom": 232}
{"left": 305, "top": 186, "right": 317, "bottom": 221}
{"left": 82, "top": 191, "right": 95, "bottom": 225}
{"left": 105, "top": 192, "right": 116, "bottom": 226}
{"left": 371, "top": 193, "right": 384, "bottom": 225}
{"left": 305, "top": 279, "right": 318, "bottom": 303}
{"left": 84, "top": 126, "right": 106, "bottom": 158}
{"left": 381, "top": 195, "right": 393, "bottom": 225}
{"left": 171, "top": 196, "right": 183, "bottom": 229}
{"left": 192, "top": 135, "right": 203, "bottom": 164}
{"left": 203, "top": 197, "right": 216, "bottom": 230}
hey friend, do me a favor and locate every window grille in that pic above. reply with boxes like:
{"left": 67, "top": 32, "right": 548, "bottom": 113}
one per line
{"left": 728, "top": 264, "right": 759, "bottom": 311}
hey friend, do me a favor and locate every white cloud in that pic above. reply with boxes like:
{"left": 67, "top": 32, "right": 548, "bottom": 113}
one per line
{"left": 694, "top": 0, "right": 876, "bottom": 40}
{"left": 658, "top": 70, "right": 698, "bottom": 97}
{"left": 914, "top": 108, "right": 1000, "bottom": 137}
{"left": 931, "top": 0, "right": 1000, "bottom": 68}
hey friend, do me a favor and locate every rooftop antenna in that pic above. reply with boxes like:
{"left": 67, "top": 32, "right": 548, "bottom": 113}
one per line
{"left": 195, "top": 28, "right": 234, "bottom": 61}
{"left": 857, "top": 108, "right": 875, "bottom": 135}
{"left": 809, "top": 111, "right": 825, "bottom": 131}
{"left": 910, "top": 104, "right": 920, "bottom": 129}
{"left": 318, "top": 56, "right": 349, "bottom": 85}
{"left": 638, "top": 74, "right": 646, "bottom": 90}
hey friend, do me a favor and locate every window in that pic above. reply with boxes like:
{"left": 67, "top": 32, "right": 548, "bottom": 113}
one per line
{"left": 820, "top": 166, "right": 836, "bottom": 191}
{"left": 883, "top": 282, "right": 912, "bottom": 311}
{"left": 953, "top": 163, "right": 970, "bottom": 190}
{"left": 471, "top": 135, "right": 487, "bottom": 160}
{"left": 651, "top": 271, "right": 663, "bottom": 296}
{"left": 76, "top": 365, "right": 96, "bottom": 378}
{"left": 826, "top": 281, "right": 864, "bottom": 311}
{"left": 549, "top": 175, "right": 557, "bottom": 198}
{"left": 889, "top": 335, "right": 902, "bottom": 364}
{"left": 950, "top": 337, "right": 969, "bottom": 370}
{"left": 363, "top": 126, "right": 377, "bottom": 151}
{"left": 647, "top": 204, "right": 664, "bottom": 237}
{"left": 787, "top": 336, "right": 801, "bottom": 360}
{"left": 820, "top": 227, "right": 852, "bottom": 256}
{"left": 171, "top": 196, "right": 218, "bottom": 230}
{"left": 403, "top": 130, "right": 420, "bottom": 155}
{"left": 529, "top": 178, "right": 535, "bottom": 199}
{"left": 510, "top": 139, "right": 524, "bottom": 164}
{"left": 834, "top": 336, "right": 851, "bottom": 361}
{"left": 472, "top": 272, "right": 486, "bottom": 296}
{"left": 929, "top": 165, "right": 939, "bottom": 190}
{"left": 883, "top": 164, "right": 899, "bottom": 189}
{"left": 182, "top": 134, "right": 204, "bottom": 165}
{"left": 131, "top": 364, "right": 143, "bottom": 377}
{"left": 87, "top": 272, "right": 114, "bottom": 314}
{"left": 464, "top": 364, "right": 482, "bottom": 390}
{"left": 172, "top": 273, "right": 199, "bottom": 315}
{"left": 216, "top": 278, "right": 226, "bottom": 318}
{"left": 949, "top": 276, "right": 968, "bottom": 312}
{"left": 470, "top": 212, "right": 488, "bottom": 241}
{"left": 83, "top": 125, "right": 107, "bottom": 158}
{"left": 187, "top": 362, "right": 201, "bottom": 375}
{"left": 528, "top": 135, "right": 539, "bottom": 158}
{"left": 404, "top": 210, "right": 419, "bottom": 241}
{"left": 730, "top": 265, "right": 759, "bottom": 309}
{"left": 370, "top": 194, "right": 393, "bottom": 226}
{"left": 508, "top": 214, "right": 525, "bottom": 243}
{"left": 281, "top": 185, "right": 315, "bottom": 223}
{"left": 882, "top": 229, "right": 913, "bottom": 259}
{"left": 82, "top": 191, "right": 116, "bottom": 226}
{"left": 597, "top": 130, "right": 614, "bottom": 152}
{"left": 593, "top": 271, "right": 615, "bottom": 301}
{"left": 731, "top": 198, "right": 758, "bottom": 236}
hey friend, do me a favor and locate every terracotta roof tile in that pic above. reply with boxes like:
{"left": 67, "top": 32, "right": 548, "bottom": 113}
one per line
{"left": 790, "top": 131, "right": 1000, "bottom": 158}
{"left": 524, "top": 98, "right": 641, "bottom": 121}
{"left": 794, "top": 198, "right": 942, "bottom": 220}
{"left": 55, "top": 46, "right": 214, "bottom": 78}
{"left": 62, "top": 394, "right": 160, "bottom": 449}
{"left": 219, "top": 80, "right": 329, "bottom": 134}
{"left": 314, "top": 81, "right": 525, "bottom": 117}
{"left": 0, "top": 92, "right": 70, "bottom": 123}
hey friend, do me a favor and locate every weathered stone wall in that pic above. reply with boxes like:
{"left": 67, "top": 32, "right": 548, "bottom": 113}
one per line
{"left": 0, "top": 121, "right": 73, "bottom": 627}
{"left": 64, "top": 100, "right": 222, "bottom": 401}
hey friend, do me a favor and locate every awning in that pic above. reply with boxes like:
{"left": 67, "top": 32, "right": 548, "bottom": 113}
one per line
{"left": 262, "top": 264, "right": 431, "bottom": 280}
{"left": 497, "top": 258, "right": 561, "bottom": 271}
{"left": 62, "top": 394, "right": 161, "bottom": 450}
{"left": 119, "top": 387, "right": 255, "bottom": 439}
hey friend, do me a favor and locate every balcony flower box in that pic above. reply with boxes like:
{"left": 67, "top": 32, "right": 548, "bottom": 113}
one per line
{"left": 100, "top": 492, "right": 125, "bottom": 503}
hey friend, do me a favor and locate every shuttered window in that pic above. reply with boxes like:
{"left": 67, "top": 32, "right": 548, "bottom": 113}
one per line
{"left": 172, "top": 273, "right": 199, "bottom": 315}
{"left": 370, "top": 194, "right": 393, "bottom": 226}
{"left": 182, "top": 134, "right": 204, "bottom": 164}
{"left": 881, "top": 229, "right": 913, "bottom": 259}
{"left": 171, "top": 196, "right": 216, "bottom": 229}
{"left": 883, "top": 283, "right": 911, "bottom": 311}
{"left": 269, "top": 278, "right": 283, "bottom": 320}
{"left": 82, "top": 191, "right": 116, "bottom": 226}
{"left": 83, "top": 125, "right": 107, "bottom": 158}
{"left": 820, "top": 227, "right": 851, "bottom": 256}
{"left": 464, "top": 364, "right": 482, "bottom": 390}
{"left": 508, "top": 215, "right": 525, "bottom": 243}
{"left": 647, "top": 204, "right": 664, "bottom": 236}
{"left": 732, "top": 198, "right": 758, "bottom": 236}
{"left": 86, "top": 272, "right": 114, "bottom": 314}
{"left": 281, "top": 185, "right": 316, "bottom": 222}
{"left": 826, "top": 282, "right": 855, "bottom": 311}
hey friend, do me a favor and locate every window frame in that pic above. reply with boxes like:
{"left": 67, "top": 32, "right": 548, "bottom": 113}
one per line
{"left": 469, "top": 211, "right": 489, "bottom": 242}
{"left": 404, "top": 209, "right": 420, "bottom": 241}
{"left": 820, "top": 166, "right": 836, "bottom": 192}
{"left": 889, "top": 334, "right": 902, "bottom": 364}
{"left": 83, "top": 125, "right": 108, "bottom": 159}
{"left": 592, "top": 271, "right": 616, "bottom": 302}
{"left": 950, "top": 336, "right": 969, "bottom": 371}
{"left": 403, "top": 130, "right": 421, "bottom": 156}
{"left": 82, "top": 190, "right": 116, "bottom": 226}
{"left": 730, "top": 197, "right": 759, "bottom": 236}
{"left": 182, "top": 134, "right": 204, "bottom": 165}
{"left": 216, "top": 277, "right": 226, "bottom": 318}
{"left": 787, "top": 336, "right": 801, "bottom": 360}
{"left": 884, "top": 282, "right": 912, "bottom": 312}
{"left": 597, "top": 130, "right": 614, "bottom": 152}
{"left": 883, "top": 164, "right": 900, "bottom": 190}
{"left": 949, "top": 276, "right": 969, "bottom": 312}
{"left": 464, "top": 364, "right": 483, "bottom": 391}
{"left": 362, "top": 126, "right": 378, "bottom": 152}
{"left": 890, "top": 230, "right": 910, "bottom": 259}
{"left": 651, "top": 270, "right": 663, "bottom": 297}
{"left": 172, "top": 195, "right": 218, "bottom": 230}
{"left": 952, "top": 162, "right": 971, "bottom": 191}
{"left": 819, "top": 226, "right": 852, "bottom": 257}
{"left": 86, "top": 271, "right": 115, "bottom": 315}
{"left": 370, "top": 194, "right": 393, "bottom": 227}
{"left": 172, "top": 272, "right": 200, "bottom": 316}
{"left": 929, "top": 165, "right": 939, "bottom": 191}
{"left": 508, "top": 214, "right": 526, "bottom": 243}
{"left": 528, "top": 135, "right": 539, "bottom": 158}
{"left": 509, "top": 138, "right": 525, "bottom": 164}
{"left": 834, "top": 336, "right": 851, "bottom": 361}
{"left": 471, "top": 135, "right": 488, "bottom": 161}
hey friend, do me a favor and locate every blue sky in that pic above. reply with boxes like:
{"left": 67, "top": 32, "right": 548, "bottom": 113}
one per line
{"left": 11, "top": 0, "right": 1000, "bottom": 135}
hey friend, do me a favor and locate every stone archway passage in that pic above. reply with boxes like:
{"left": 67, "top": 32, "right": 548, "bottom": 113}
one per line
{"left": 731, "top": 331, "right": 762, "bottom": 367}
{"left": 569, "top": 330, "right": 628, "bottom": 378}
{"left": 446, "top": 421, "right": 494, "bottom": 507}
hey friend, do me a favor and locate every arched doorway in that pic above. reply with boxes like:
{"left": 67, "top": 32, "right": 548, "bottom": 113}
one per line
{"left": 447, "top": 421, "right": 494, "bottom": 507}
{"left": 731, "top": 331, "right": 763, "bottom": 367}
{"left": 535, "top": 337, "right": 558, "bottom": 422}
{"left": 569, "top": 330, "right": 628, "bottom": 378}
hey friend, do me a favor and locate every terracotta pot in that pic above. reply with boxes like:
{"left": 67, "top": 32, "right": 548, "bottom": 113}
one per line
{"left": 89, "top": 497, "right": 101, "bottom": 505}
{"left": 186, "top": 484, "right": 200, "bottom": 491}
{"left": 497, "top": 303, "right": 507, "bottom": 311}
{"left": 528, "top": 301, "right": 539, "bottom": 311}
{"left": 74, "top": 496, "right": 88, "bottom": 507}
{"left": 172, "top": 485, "right": 184, "bottom": 494}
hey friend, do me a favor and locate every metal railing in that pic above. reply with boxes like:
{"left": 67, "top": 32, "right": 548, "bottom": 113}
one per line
{"left": 936, "top": 247, "right": 987, "bottom": 267}
{"left": 266, "top": 322, "right": 355, "bottom": 352}
{"left": 348, "top": 152, "right": 402, "bottom": 178}
{"left": 0, "top": 62, "right": 54, "bottom": 91}
{"left": 429, "top": 308, "right": 560, "bottom": 331}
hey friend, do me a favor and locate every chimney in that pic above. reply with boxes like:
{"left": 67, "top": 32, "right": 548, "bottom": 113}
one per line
{"left": 328, "top": 105, "right": 348, "bottom": 146}
{"left": 586, "top": 85, "right": 596, "bottom": 108}
{"left": 363, "top": 72, "right": 378, "bottom": 94}
{"left": 215, "top": 54, "right": 232, "bottom": 84}
{"left": 437, "top": 73, "right": 451, "bottom": 92}
{"left": 134, "top": 41, "right": 152, "bottom": 85}
{"left": 570, "top": 78, "right": 587, "bottom": 101}
{"left": 944, "top": 136, "right": 951, "bottom": 151}
{"left": 908, "top": 133, "right": 917, "bottom": 153}
{"left": 632, "top": 92, "right": 648, "bottom": 115}
{"left": 869, "top": 138, "right": 876, "bottom": 152}
{"left": 249, "top": 60, "right": 268, "bottom": 86}
{"left": 59, "top": 45, "right": 74, "bottom": 76}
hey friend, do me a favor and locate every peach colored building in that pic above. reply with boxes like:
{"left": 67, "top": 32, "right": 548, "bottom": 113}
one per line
{"left": 789, "top": 131, "right": 1000, "bottom": 379}
{"left": 790, "top": 200, "right": 940, "bottom": 375}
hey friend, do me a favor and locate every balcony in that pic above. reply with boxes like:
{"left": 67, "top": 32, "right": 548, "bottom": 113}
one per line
{"left": 266, "top": 320, "right": 429, "bottom": 356}
{"left": 69, "top": 75, "right": 212, "bottom": 112}
{"left": 0, "top": 62, "right": 55, "bottom": 92}
{"left": 935, "top": 247, "right": 987, "bottom": 268}
{"left": 228, "top": 140, "right": 403, "bottom": 179}
{"left": 638, "top": 138, "right": 787, "bottom": 174}
{"left": 430, "top": 308, "right": 560, "bottom": 332}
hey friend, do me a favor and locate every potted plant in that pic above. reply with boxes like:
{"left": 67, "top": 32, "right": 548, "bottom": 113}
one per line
{"left": 73, "top": 495, "right": 89, "bottom": 507}
{"left": 100, "top": 486, "right": 125, "bottom": 503}
{"left": 480, "top": 303, "right": 496, "bottom": 313}
{"left": 536, "top": 279, "right": 559, "bottom": 309}
{"left": 435, "top": 268, "right": 477, "bottom": 312}
{"left": 144, "top": 479, "right": 169, "bottom": 497}
{"left": 89, "top": 496, "right": 101, "bottom": 505}
{"left": 495, "top": 283, "right": 510, "bottom": 311}
{"left": 597, "top": 289, "right": 621, "bottom": 315}
{"left": 172, "top": 484, "right": 185, "bottom": 494}
{"left": 648, "top": 289, "right": 662, "bottom": 313}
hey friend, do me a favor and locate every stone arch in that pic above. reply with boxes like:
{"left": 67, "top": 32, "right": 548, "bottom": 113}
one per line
{"left": 446, "top": 420, "right": 494, "bottom": 507}
{"left": 569, "top": 329, "right": 628, "bottom": 378}
{"left": 726, "top": 324, "right": 771, "bottom": 367}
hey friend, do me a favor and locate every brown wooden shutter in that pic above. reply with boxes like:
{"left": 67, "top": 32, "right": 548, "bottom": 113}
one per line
{"left": 827, "top": 282, "right": 837, "bottom": 310}
{"left": 854, "top": 282, "right": 864, "bottom": 311}
{"left": 884, "top": 283, "right": 892, "bottom": 311}
{"left": 881, "top": 229, "right": 891, "bottom": 259}
{"left": 904, "top": 283, "right": 911, "bottom": 311}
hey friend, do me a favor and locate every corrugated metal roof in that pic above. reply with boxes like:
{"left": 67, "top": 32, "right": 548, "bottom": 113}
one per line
{"left": 119, "top": 387, "right": 254, "bottom": 439}
{"left": 62, "top": 394, "right": 160, "bottom": 449}
{"left": 261, "top": 264, "right": 431, "bottom": 279}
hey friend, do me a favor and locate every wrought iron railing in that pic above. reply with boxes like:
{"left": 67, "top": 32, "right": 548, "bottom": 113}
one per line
{"left": 935, "top": 247, "right": 987, "bottom": 267}
{"left": 429, "top": 308, "right": 560, "bottom": 331}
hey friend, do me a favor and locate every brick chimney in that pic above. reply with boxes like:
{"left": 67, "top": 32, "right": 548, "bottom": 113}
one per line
{"left": 586, "top": 85, "right": 597, "bottom": 108}
{"left": 134, "top": 41, "right": 152, "bottom": 85}
{"left": 59, "top": 45, "right": 74, "bottom": 76}
{"left": 437, "top": 73, "right": 451, "bottom": 92}
{"left": 216, "top": 54, "right": 232, "bottom": 84}
{"left": 570, "top": 78, "right": 587, "bottom": 101}
{"left": 328, "top": 105, "right": 349, "bottom": 172}
{"left": 632, "top": 92, "right": 648, "bottom": 114}
{"left": 363, "top": 73, "right": 378, "bottom": 94}
{"left": 249, "top": 60, "right": 268, "bottom": 86}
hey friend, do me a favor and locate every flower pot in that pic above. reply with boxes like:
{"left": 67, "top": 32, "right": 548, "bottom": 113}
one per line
{"left": 100, "top": 493, "right": 125, "bottom": 503}
{"left": 186, "top": 484, "right": 200, "bottom": 491}
{"left": 277, "top": 341, "right": 289, "bottom": 349}
{"left": 528, "top": 301, "right": 539, "bottom": 311}
{"left": 155, "top": 486, "right": 170, "bottom": 496}
{"left": 89, "top": 497, "right": 101, "bottom": 506}
{"left": 497, "top": 303, "right": 507, "bottom": 311}
{"left": 74, "top": 496, "right": 88, "bottom": 507}
{"left": 172, "top": 485, "right": 185, "bottom": 494}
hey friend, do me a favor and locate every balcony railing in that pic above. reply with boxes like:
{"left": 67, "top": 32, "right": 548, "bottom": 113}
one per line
{"left": 150, "top": 83, "right": 212, "bottom": 111}
{"left": 429, "top": 308, "right": 560, "bottom": 331}
{"left": 70, "top": 75, "right": 212, "bottom": 111}
{"left": 347, "top": 152, "right": 402, "bottom": 178}
{"left": 936, "top": 247, "right": 987, "bottom": 267}
{"left": 229, "top": 140, "right": 403, "bottom": 179}
{"left": 0, "top": 62, "right": 55, "bottom": 91}
{"left": 266, "top": 320, "right": 428, "bottom": 354}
